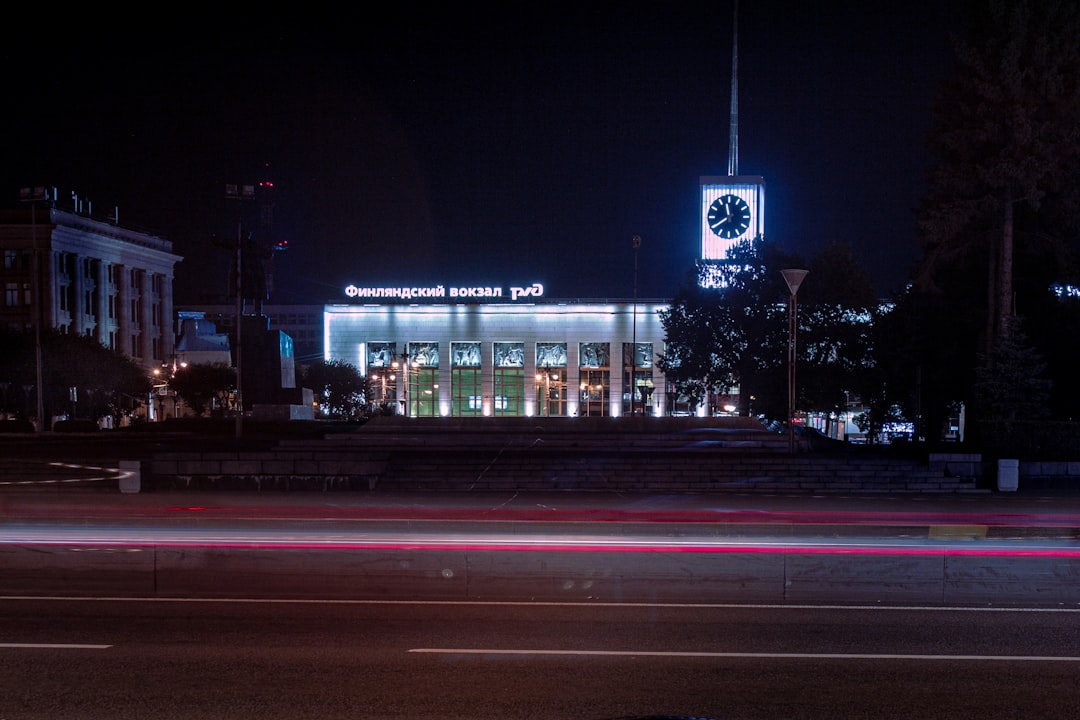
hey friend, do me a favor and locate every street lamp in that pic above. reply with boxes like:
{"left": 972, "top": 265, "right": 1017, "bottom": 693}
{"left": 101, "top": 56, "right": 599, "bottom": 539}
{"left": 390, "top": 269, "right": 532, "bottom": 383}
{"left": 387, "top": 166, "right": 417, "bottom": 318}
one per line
{"left": 18, "top": 187, "right": 47, "bottom": 431}
{"left": 630, "top": 234, "right": 641, "bottom": 418}
{"left": 225, "top": 183, "right": 255, "bottom": 440}
{"left": 781, "top": 269, "right": 809, "bottom": 454}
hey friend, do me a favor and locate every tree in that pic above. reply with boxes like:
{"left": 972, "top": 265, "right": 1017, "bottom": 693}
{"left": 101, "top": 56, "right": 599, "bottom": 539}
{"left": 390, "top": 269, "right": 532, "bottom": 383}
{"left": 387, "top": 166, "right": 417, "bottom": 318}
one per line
{"left": 170, "top": 362, "right": 236, "bottom": 417}
{"left": 301, "top": 359, "right": 368, "bottom": 420}
{"left": 660, "top": 237, "right": 893, "bottom": 432}
{"left": 798, "top": 241, "right": 882, "bottom": 437}
{"left": 659, "top": 238, "right": 800, "bottom": 420}
{"left": 971, "top": 315, "right": 1051, "bottom": 421}
{"left": 0, "top": 328, "right": 151, "bottom": 425}
{"left": 44, "top": 333, "right": 152, "bottom": 423}
{"left": 918, "top": 0, "right": 1080, "bottom": 352}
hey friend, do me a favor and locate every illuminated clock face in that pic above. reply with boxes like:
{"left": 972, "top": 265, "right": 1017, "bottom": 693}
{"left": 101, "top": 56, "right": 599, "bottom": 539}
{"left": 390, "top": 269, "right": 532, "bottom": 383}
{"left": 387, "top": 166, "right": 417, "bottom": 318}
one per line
{"left": 707, "top": 194, "right": 752, "bottom": 239}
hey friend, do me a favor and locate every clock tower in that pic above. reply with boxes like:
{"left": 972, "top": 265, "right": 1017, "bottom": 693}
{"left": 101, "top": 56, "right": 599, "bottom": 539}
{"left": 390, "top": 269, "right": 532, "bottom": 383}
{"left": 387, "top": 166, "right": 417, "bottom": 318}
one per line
{"left": 700, "top": 175, "right": 765, "bottom": 261}
{"left": 699, "top": 0, "right": 763, "bottom": 286}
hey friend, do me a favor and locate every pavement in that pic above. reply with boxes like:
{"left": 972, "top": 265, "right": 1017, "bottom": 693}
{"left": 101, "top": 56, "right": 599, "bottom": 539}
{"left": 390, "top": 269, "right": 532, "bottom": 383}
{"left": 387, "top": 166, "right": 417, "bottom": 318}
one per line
{"left": 4, "top": 484, "right": 1080, "bottom": 530}
{"left": 4, "top": 466, "right": 1080, "bottom": 605}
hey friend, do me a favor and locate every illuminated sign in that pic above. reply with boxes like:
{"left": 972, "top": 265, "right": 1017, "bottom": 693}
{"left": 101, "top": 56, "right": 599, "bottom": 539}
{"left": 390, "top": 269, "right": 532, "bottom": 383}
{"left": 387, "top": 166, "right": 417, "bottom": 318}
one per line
{"left": 344, "top": 283, "right": 544, "bottom": 302}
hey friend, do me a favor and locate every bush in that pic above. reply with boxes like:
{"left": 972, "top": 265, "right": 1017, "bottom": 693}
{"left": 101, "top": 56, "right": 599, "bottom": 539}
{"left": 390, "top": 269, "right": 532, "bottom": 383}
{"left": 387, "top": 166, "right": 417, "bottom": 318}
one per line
{"left": 974, "top": 421, "right": 1080, "bottom": 460}
{"left": 52, "top": 419, "right": 101, "bottom": 433}
{"left": 0, "top": 419, "right": 35, "bottom": 433}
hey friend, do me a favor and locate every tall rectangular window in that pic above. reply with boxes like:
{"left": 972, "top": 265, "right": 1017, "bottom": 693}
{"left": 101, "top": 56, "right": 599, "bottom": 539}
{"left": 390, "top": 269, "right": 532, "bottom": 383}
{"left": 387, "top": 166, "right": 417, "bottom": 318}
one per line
{"left": 493, "top": 342, "right": 525, "bottom": 416}
{"left": 451, "top": 341, "right": 482, "bottom": 416}
{"left": 579, "top": 342, "right": 610, "bottom": 417}
{"left": 406, "top": 342, "right": 439, "bottom": 417}
{"left": 623, "top": 342, "right": 654, "bottom": 416}
{"left": 536, "top": 342, "right": 568, "bottom": 416}
{"left": 367, "top": 342, "right": 398, "bottom": 408}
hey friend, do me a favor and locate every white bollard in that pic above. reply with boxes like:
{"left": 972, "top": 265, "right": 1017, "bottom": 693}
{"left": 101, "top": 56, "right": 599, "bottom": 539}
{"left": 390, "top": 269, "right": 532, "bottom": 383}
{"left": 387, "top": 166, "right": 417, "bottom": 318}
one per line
{"left": 118, "top": 460, "right": 141, "bottom": 494}
{"left": 996, "top": 458, "right": 1019, "bottom": 492}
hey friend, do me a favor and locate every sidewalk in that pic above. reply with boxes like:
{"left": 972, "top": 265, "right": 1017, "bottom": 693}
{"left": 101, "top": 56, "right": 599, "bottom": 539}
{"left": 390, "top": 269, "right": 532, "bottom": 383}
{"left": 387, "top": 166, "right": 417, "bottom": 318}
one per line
{"left": 4, "top": 485, "right": 1080, "bottom": 528}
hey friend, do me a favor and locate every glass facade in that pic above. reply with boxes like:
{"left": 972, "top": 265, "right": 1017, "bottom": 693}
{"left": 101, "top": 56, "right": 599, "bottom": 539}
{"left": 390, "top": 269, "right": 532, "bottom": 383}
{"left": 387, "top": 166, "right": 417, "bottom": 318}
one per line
{"left": 623, "top": 342, "right": 655, "bottom": 415}
{"left": 579, "top": 342, "right": 610, "bottom": 417}
{"left": 451, "top": 341, "right": 482, "bottom": 416}
{"left": 325, "top": 301, "right": 669, "bottom": 418}
{"left": 367, "top": 342, "right": 398, "bottom": 408}
{"left": 406, "top": 342, "right": 439, "bottom": 417}
{"left": 493, "top": 342, "right": 525, "bottom": 416}
{"left": 535, "top": 342, "right": 568, "bottom": 416}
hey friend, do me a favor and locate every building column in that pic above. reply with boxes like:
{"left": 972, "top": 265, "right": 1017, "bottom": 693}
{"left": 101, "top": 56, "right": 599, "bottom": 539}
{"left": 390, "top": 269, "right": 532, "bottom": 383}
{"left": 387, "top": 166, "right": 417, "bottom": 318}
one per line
{"left": 161, "top": 274, "right": 174, "bottom": 361}
{"left": 71, "top": 253, "right": 85, "bottom": 336}
{"left": 116, "top": 264, "right": 130, "bottom": 356}
{"left": 140, "top": 270, "right": 154, "bottom": 368}
{"left": 95, "top": 260, "right": 109, "bottom": 346}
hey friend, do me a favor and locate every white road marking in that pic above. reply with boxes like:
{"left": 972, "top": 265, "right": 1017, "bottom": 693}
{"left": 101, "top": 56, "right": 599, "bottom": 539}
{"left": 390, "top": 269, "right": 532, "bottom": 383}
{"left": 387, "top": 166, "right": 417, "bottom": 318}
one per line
{"left": 408, "top": 648, "right": 1080, "bottom": 662}
{"left": 2, "top": 596, "right": 1079, "bottom": 613}
{"left": 0, "top": 643, "right": 111, "bottom": 649}
{"left": 0, "top": 461, "right": 121, "bottom": 485}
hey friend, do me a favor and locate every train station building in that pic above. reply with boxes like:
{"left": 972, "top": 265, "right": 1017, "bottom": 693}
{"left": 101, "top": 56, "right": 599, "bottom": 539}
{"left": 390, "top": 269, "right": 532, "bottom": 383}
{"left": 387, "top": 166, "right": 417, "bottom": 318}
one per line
{"left": 324, "top": 283, "right": 671, "bottom": 418}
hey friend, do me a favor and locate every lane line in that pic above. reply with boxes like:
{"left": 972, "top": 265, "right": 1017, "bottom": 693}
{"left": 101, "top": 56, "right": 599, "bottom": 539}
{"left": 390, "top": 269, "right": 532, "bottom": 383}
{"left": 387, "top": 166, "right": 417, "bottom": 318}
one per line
{"left": 408, "top": 648, "right": 1080, "bottom": 662}
{"left": 0, "top": 643, "right": 112, "bottom": 649}
{"left": 3, "top": 533, "right": 1078, "bottom": 557}
{"left": 2, "top": 596, "right": 1079, "bottom": 612}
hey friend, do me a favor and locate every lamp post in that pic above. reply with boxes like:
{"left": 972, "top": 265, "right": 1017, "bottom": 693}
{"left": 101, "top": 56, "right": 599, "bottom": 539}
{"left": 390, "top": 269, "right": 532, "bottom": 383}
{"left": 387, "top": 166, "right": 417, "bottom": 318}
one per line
{"left": 18, "top": 188, "right": 47, "bottom": 431}
{"left": 781, "top": 269, "right": 809, "bottom": 454}
{"left": 630, "top": 234, "right": 641, "bottom": 418}
{"left": 397, "top": 352, "right": 410, "bottom": 417}
{"left": 225, "top": 183, "right": 254, "bottom": 440}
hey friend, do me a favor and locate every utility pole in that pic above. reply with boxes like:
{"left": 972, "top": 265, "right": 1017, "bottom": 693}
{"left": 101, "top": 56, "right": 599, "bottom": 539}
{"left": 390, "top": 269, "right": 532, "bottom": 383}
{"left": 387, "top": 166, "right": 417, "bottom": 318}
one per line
{"left": 18, "top": 187, "right": 47, "bottom": 431}
{"left": 225, "top": 183, "right": 255, "bottom": 440}
{"left": 781, "top": 269, "right": 809, "bottom": 454}
{"left": 631, "top": 235, "right": 641, "bottom": 418}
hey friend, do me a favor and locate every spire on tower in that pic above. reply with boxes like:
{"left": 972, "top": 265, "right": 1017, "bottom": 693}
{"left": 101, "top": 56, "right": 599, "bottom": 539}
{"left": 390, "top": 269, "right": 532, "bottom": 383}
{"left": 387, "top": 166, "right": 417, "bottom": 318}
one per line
{"left": 727, "top": 0, "right": 739, "bottom": 177}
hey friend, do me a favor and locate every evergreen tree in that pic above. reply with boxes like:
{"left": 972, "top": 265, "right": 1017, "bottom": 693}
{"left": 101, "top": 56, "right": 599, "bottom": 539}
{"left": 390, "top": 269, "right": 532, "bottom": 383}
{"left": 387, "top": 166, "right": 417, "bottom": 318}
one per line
{"left": 171, "top": 362, "right": 236, "bottom": 417}
{"left": 301, "top": 359, "right": 369, "bottom": 420}
{"left": 971, "top": 316, "right": 1051, "bottom": 421}
{"left": 918, "top": 0, "right": 1080, "bottom": 352}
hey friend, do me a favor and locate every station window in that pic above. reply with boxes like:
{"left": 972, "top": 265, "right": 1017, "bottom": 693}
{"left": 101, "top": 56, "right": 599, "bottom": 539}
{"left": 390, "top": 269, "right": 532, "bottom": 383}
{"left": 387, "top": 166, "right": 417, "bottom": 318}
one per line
{"left": 536, "top": 342, "right": 568, "bottom": 417}
{"left": 623, "top": 342, "right": 654, "bottom": 416}
{"left": 492, "top": 343, "right": 525, "bottom": 416}
{"left": 406, "top": 342, "right": 439, "bottom": 417}
{"left": 579, "top": 342, "right": 610, "bottom": 416}
{"left": 451, "top": 341, "right": 481, "bottom": 417}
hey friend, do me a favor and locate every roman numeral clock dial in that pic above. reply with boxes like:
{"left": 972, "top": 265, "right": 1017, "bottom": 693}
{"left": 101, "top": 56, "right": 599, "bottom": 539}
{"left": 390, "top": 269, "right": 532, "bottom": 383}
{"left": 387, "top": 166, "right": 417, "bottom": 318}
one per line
{"left": 707, "top": 194, "right": 752, "bottom": 240}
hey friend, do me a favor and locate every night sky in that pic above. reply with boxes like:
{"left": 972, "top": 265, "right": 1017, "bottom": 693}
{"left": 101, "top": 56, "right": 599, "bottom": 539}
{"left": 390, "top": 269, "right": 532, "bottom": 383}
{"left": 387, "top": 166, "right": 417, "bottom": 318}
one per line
{"left": 2, "top": 3, "right": 962, "bottom": 305}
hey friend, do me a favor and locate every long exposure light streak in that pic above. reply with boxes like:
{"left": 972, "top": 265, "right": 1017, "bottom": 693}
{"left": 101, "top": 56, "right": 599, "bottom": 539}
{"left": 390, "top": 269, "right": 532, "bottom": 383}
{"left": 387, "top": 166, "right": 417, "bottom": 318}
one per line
{"left": 2, "top": 526, "right": 1078, "bottom": 558}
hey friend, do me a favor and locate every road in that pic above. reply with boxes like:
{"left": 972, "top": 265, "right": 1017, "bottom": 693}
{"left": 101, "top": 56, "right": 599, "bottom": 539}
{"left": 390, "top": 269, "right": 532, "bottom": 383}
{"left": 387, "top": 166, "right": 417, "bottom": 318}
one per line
{"left": 2, "top": 459, "right": 1080, "bottom": 717}
{"left": 3, "top": 479, "right": 1080, "bottom": 604}
{"left": 1, "top": 598, "right": 1078, "bottom": 719}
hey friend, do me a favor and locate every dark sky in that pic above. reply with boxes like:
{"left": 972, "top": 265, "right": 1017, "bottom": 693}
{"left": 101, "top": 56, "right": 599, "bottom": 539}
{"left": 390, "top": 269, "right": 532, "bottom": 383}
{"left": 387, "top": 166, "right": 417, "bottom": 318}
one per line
{"left": 2, "top": 2, "right": 962, "bottom": 304}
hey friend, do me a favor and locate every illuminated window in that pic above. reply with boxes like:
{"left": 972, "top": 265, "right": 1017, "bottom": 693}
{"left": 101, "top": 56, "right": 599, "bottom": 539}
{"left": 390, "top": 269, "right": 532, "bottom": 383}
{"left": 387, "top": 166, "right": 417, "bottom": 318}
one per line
{"left": 367, "top": 342, "right": 398, "bottom": 407}
{"left": 491, "top": 342, "right": 524, "bottom": 416}
{"left": 451, "top": 341, "right": 481, "bottom": 417}
{"left": 579, "top": 369, "right": 610, "bottom": 417}
{"left": 623, "top": 342, "right": 654, "bottom": 416}
{"left": 406, "top": 342, "right": 439, "bottom": 417}
{"left": 579, "top": 343, "right": 610, "bottom": 417}
{"left": 535, "top": 342, "right": 568, "bottom": 416}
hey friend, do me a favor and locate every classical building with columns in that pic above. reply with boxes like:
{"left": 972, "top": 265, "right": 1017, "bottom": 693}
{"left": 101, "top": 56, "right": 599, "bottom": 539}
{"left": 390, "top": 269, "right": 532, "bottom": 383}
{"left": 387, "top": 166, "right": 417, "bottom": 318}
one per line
{"left": 0, "top": 195, "right": 182, "bottom": 374}
{"left": 325, "top": 286, "right": 671, "bottom": 418}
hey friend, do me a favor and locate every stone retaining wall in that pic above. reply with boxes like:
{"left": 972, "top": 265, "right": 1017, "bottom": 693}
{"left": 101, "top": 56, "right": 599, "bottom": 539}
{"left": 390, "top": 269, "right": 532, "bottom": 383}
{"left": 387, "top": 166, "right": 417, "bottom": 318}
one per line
{"left": 145, "top": 445, "right": 982, "bottom": 494}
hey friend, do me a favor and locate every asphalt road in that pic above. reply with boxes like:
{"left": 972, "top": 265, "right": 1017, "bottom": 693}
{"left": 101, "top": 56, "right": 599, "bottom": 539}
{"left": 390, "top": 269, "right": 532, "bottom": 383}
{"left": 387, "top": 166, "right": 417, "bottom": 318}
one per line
{"left": 3, "top": 481, "right": 1080, "bottom": 605}
{"left": 1, "top": 598, "right": 1078, "bottom": 719}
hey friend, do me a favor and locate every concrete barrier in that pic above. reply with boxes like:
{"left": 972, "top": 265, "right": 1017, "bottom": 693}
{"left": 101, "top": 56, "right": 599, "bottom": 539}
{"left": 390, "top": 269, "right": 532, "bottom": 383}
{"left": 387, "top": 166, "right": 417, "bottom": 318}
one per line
{"left": 4, "top": 544, "right": 1078, "bottom": 606}
{"left": 118, "top": 459, "right": 141, "bottom": 494}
